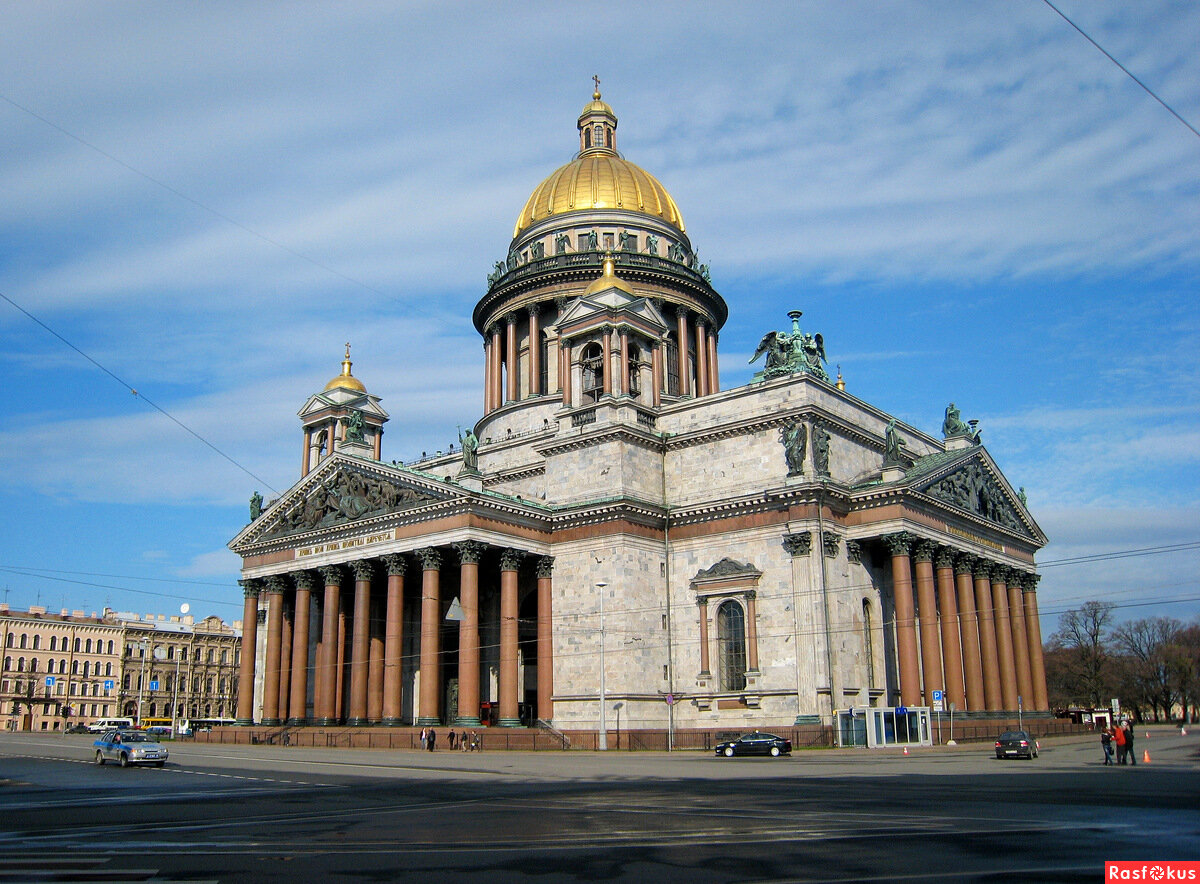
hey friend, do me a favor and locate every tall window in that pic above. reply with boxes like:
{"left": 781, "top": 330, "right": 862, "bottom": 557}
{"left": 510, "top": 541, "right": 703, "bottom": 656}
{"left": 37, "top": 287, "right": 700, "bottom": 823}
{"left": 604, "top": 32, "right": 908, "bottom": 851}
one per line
{"left": 716, "top": 600, "right": 747, "bottom": 692}
{"left": 863, "top": 599, "right": 876, "bottom": 690}
{"left": 665, "top": 340, "right": 680, "bottom": 396}
{"left": 581, "top": 342, "right": 604, "bottom": 403}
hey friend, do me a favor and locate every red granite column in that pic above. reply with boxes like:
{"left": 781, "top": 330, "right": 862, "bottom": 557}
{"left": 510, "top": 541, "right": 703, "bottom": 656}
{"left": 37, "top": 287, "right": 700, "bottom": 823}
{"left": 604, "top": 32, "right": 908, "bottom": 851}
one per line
{"left": 601, "top": 327, "right": 613, "bottom": 396}
{"left": 651, "top": 342, "right": 663, "bottom": 407}
{"left": 707, "top": 330, "right": 719, "bottom": 393}
{"left": 261, "top": 576, "right": 287, "bottom": 726}
{"left": 745, "top": 591, "right": 760, "bottom": 673}
{"left": 483, "top": 337, "right": 492, "bottom": 413}
{"left": 697, "top": 598, "right": 712, "bottom": 678}
{"left": 380, "top": 555, "right": 406, "bottom": 726}
{"left": 885, "top": 533, "right": 921, "bottom": 708}
{"left": 974, "top": 561, "right": 1003, "bottom": 711}
{"left": 316, "top": 565, "right": 343, "bottom": 726}
{"left": 935, "top": 548, "right": 966, "bottom": 712}
{"left": 1007, "top": 569, "right": 1034, "bottom": 709}
{"left": 490, "top": 325, "right": 503, "bottom": 411}
{"left": 288, "top": 571, "right": 314, "bottom": 724}
{"left": 277, "top": 595, "right": 292, "bottom": 723}
{"left": 913, "top": 540, "right": 943, "bottom": 705}
{"left": 535, "top": 556, "right": 554, "bottom": 723}
{"left": 498, "top": 549, "right": 523, "bottom": 727}
{"left": 347, "top": 560, "right": 373, "bottom": 725}
{"left": 1021, "top": 574, "right": 1049, "bottom": 710}
{"left": 416, "top": 548, "right": 443, "bottom": 726}
{"left": 368, "top": 593, "right": 384, "bottom": 724}
{"left": 675, "top": 307, "right": 689, "bottom": 396}
{"left": 335, "top": 594, "right": 347, "bottom": 719}
{"left": 235, "top": 579, "right": 261, "bottom": 725}
{"left": 528, "top": 306, "right": 541, "bottom": 397}
{"left": 560, "top": 337, "right": 572, "bottom": 407}
{"left": 991, "top": 567, "right": 1019, "bottom": 711}
{"left": 302, "top": 429, "right": 312, "bottom": 477}
{"left": 955, "top": 556, "right": 985, "bottom": 712}
{"left": 694, "top": 319, "right": 709, "bottom": 397}
{"left": 505, "top": 314, "right": 518, "bottom": 403}
{"left": 454, "top": 542, "right": 484, "bottom": 726}
{"left": 618, "top": 329, "right": 630, "bottom": 397}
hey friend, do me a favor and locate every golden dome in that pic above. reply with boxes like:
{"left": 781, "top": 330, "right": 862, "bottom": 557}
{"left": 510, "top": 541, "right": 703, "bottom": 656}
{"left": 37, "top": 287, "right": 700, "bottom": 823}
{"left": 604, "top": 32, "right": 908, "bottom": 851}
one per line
{"left": 324, "top": 343, "right": 366, "bottom": 393}
{"left": 583, "top": 253, "right": 635, "bottom": 297}
{"left": 512, "top": 89, "right": 685, "bottom": 238}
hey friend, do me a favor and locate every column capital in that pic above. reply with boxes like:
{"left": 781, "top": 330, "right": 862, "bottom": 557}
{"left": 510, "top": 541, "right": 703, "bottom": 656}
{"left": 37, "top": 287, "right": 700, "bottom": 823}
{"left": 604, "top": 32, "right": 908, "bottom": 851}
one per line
{"left": 265, "top": 575, "right": 289, "bottom": 595}
{"left": 973, "top": 559, "right": 997, "bottom": 581}
{"left": 1018, "top": 571, "right": 1041, "bottom": 591}
{"left": 527, "top": 303, "right": 540, "bottom": 318}
{"left": 454, "top": 540, "right": 487, "bottom": 566}
{"left": 782, "top": 531, "right": 812, "bottom": 557}
{"left": 846, "top": 539, "right": 863, "bottom": 564}
{"left": 935, "top": 546, "right": 957, "bottom": 570}
{"left": 486, "top": 323, "right": 499, "bottom": 338}
{"left": 535, "top": 555, "right": 554, "bottom": 578}
{"left": 991, "top": 566, "right": 1011, "bottom": 587}
{"left": 912, "top": 538, "right": 936, "bottom": 563}
{"left": 292, "top": 570, "right": 318, "bottom": 591}
{"left": 381, "top": 554, "right": 407, "bottom": 576}
{"left": 953, "top": 554, "right": 975, "bottom": 576}
{"left": 882, "top": 532, "right": 913, "bottom": 557}
{"left": 318, "top": 564, "right": 345, "bottom": 586}
{"left": 498, "top": 548, "right": 525, "bottom": 572}
{"left": 239, "top": 578, "right": 263, "bottom": 599}
{"left": 415, "top": 547, "right": 443, "bottom": 571}
{"left": 350, "top": 559, "right": 375, "bottom": 582}
{"left": 696, "top": 596, "right": 709, "bottom": 609}
{"left": 822, "top": 531, "right": 841, "bottom": 558}
{"left": 505, "top": 312, "right": 518, "bottom": 326}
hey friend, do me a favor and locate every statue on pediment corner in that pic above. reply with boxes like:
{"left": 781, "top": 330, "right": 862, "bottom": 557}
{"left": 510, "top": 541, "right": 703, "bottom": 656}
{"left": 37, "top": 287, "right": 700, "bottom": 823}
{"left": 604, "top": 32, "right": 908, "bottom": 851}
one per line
{"left": 883, "top": 419, "right": 907, "bottom": 468}
{"left": 943, "top": 402, "right": 981, "bottom": 443}
{"left": 249, "top": 491, "right": 263, "bottom": 521}
{"left": 749, "top": 310, "right": 829, "bottom": 382}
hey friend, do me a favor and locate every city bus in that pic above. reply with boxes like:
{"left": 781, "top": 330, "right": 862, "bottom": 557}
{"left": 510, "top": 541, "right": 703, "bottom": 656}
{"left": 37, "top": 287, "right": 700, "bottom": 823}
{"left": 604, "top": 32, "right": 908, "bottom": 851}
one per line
{"left": 178, "top": 717, "right": 236, "bottom": 735}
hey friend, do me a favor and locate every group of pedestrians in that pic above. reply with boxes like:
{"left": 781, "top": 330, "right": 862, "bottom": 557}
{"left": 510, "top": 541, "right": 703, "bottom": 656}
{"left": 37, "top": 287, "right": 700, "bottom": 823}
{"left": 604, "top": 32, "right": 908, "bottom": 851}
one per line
{"left": 418, "top": 726, "right": 481, "bottom": 752}
{"left": 1100, "top": 719, "right": 1137, "bottom": 765}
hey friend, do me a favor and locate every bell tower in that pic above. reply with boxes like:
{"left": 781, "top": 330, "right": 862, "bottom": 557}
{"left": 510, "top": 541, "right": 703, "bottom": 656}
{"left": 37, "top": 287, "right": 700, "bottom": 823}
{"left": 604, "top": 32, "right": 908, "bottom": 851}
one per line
{"left": 297, "top": 344, "right": 389, "bottom": 476}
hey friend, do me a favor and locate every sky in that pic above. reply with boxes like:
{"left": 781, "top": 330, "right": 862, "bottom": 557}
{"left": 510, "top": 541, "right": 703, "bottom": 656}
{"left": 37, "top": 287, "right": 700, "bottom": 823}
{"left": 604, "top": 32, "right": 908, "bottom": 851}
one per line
{"left": 1, "top": 2, "right": 1197, "bottom": 636}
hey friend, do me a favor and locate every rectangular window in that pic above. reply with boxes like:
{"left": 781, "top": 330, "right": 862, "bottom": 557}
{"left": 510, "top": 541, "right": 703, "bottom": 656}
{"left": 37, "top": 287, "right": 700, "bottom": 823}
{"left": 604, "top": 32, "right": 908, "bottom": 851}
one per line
{"left": 665, "top": 341, "right": 680, "bottom": 396}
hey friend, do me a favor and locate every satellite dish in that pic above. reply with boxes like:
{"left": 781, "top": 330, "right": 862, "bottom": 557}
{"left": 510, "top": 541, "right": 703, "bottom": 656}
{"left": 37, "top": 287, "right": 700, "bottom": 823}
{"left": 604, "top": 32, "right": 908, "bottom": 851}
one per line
{"left": 180, "top": 603, "right": 190, "bottom": 614}
{"left": 153, "top": 646, "right": 167, "bottom": 660}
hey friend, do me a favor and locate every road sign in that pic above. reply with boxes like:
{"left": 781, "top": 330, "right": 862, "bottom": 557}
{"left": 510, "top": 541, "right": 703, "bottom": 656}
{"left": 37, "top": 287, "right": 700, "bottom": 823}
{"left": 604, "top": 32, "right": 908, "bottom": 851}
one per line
{"left": 45, "top": 676, "right": 56, "bottom": 687}
{"left": 104, "top": 680, "right": 114, "bottom": 691}
{"left": 149, "top": 680, "right": 159, "bottom": 691}
{"left": 932, "top": 690, "right": 944, "bottom": 712}
{"left": 896, "top": 706, "right": 908, "bottom": 716}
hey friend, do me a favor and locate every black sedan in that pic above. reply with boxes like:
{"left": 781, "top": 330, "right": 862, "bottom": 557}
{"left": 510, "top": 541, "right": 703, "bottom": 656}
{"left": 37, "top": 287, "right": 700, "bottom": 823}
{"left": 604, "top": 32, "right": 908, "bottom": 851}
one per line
{"left": 715, "top": 732, "right": 792, "bottom": 757}
{"left": 994, "top": 730, "right": 1039, "bottom": 759}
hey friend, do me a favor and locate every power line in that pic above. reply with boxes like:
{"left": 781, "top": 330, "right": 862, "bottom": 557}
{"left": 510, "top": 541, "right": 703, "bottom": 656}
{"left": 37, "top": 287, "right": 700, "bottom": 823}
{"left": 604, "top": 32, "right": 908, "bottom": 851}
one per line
{"left": 0, "top": 289, "right": 279, "bottom": 495}
{"left": 1042, "top": 0, "right": 1200, "bottom": 141}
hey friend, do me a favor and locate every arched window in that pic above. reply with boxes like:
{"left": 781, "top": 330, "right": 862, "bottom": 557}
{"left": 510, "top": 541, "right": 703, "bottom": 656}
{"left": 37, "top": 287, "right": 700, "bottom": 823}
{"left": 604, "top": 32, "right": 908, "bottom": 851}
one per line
{"left": 60, "top": 659, "right": 67, "bottom": 674}
{"left": 82, "top": 661, "right": 90, "bottom": 677}
{"left": 17, "top": 657, "right": 25, "bottom": 672}
{"left": 5, "top": 632, "right": 13, "bottom": 648}
{"left": 863, "top": 599, "right": 876, "bottom": 690}
{"left": 32, "top": 635, "right": 41, "bottom": 650}
{"left": 3, "top": 656, "right": 10, "bottom": 670}
{"left": 105, "top": 662, "right": 112, "bottom": 676}
{"left": 716, "top": 600, "right": 747, "bottom": 692}
{"left": 581, "top": 342, "right": 604, "bottom": 403}
{"left": 73, "top": 638, "right": 80, "bottom": 653}
{"left": 19, "top": 634, "right": 28, "bottom": 649}
{"left": 107, "top": 640, "right": 114, "bottom": 654}
{"left": 29, "top": 658, "right": 38, "bottom": 673}
{"left": 84, "top": 639, "right": 92, "bottom": 653}
{"left": 72, "top": 660, "right": 79, "bottom": 675}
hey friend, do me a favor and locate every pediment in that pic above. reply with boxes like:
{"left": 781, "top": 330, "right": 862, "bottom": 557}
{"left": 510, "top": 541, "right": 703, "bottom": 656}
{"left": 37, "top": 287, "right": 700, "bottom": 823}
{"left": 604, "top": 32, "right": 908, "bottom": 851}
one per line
{"left": 914, "top": 454, "right": 1033, "bottom": 538}
{"left": 693, "top": 558, "right": 762, "bottom": 582}
{"left": 556, "top": 292, "right": 668, "bottom": 333}
{"left": 249, "top": 460, "right": 452, "bottom": 542}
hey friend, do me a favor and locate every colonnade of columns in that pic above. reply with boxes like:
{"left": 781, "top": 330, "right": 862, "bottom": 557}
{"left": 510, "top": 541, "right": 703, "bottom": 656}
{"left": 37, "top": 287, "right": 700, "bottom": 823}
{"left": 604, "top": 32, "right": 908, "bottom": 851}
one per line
{"left": 482, "top": 304, "right": 719, "bottom": 414}
{"left": 235, "top": 547, "right": 554, "bottom": 728}
{"left": 883, "top": 533, "right": 1048, "bottom": 713}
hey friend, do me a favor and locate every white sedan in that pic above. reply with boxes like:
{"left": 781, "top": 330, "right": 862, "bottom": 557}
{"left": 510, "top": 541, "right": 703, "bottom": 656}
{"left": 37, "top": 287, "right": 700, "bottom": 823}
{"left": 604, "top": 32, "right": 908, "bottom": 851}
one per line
{"left": 93, "top": 729, "right": 169, "bottom": 768}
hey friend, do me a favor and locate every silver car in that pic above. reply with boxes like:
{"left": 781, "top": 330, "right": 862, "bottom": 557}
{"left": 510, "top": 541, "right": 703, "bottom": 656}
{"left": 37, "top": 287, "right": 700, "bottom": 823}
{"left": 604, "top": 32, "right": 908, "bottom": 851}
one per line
{"left": 93, "top": 729, "right": 169, "bottom": 768}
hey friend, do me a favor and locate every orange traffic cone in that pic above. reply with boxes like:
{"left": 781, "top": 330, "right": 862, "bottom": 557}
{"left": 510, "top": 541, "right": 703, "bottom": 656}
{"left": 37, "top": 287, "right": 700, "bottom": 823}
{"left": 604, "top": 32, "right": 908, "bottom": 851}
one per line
{"left": 903, "top": 745, "right": 909, "bottom": 756}
{"left": 1143, "top": 749, "right": 1151, "bottom": 764}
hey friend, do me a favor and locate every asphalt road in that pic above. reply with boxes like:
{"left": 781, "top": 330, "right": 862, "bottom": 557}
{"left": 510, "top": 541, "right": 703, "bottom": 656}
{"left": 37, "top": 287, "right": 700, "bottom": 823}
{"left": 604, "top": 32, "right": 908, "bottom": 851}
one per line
{"left": 1, "top": 728, "right": 1197, "bottom": 882}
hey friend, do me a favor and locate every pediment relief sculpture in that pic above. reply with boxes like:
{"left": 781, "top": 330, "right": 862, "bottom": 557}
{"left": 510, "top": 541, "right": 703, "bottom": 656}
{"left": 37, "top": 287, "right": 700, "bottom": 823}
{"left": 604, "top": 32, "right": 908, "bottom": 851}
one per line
{"left": 921, "top": 461, "right": 1023, "bottom": 533}
{"left": 262, "top": 467, "right": 441, "bottom": 539}
{"left": 693, "top": 558, "right": 761, "bottom": 581}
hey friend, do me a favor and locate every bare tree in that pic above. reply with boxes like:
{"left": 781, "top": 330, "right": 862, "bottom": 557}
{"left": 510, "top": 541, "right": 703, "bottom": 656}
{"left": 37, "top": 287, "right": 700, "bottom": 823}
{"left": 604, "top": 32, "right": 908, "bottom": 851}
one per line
{"left": 1166, "top": 623, "right": 1200, "bottom": 724}
{"left": 1111, "top": 617, "right": 1182, "bottom": 722}
{"left": 1048, "top": 601, "right": 1115, "bottom": 708}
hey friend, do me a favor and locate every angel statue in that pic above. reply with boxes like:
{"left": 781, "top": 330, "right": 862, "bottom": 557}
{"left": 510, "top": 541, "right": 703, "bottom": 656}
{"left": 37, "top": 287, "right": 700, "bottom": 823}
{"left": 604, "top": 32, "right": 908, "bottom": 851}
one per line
{"left": 749, "top": 310, "right": 829, "bottom": 382}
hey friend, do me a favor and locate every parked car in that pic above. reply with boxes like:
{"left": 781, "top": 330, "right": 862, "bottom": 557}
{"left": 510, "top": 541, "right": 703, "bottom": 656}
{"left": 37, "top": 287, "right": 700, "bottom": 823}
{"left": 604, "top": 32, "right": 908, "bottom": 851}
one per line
{"left": 995, "top": 730, "right": 1039, "bottom": 759}
{"left": 87, "top": 717, "right": 135, "bottom": 733}
{"left": 93, "top": 729, "right": 169, "bottom": 768}
{"left": 65, "top": 723, "right": 91, "bottom": 734}
{"left": 714, "top": 732, "right": 792, "bottom": 757}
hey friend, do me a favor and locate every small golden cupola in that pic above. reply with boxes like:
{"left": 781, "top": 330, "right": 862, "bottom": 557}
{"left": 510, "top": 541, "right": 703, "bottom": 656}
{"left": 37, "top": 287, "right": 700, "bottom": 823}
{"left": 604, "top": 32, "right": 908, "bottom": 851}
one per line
{"left": 583, "top": 252, "right": 635, "bottom": 297}
{"left": 324, "top": 342, "right": 367, "bottom": 393}
{"left": 578, "top": 79, "right": 617, "bottom": 154}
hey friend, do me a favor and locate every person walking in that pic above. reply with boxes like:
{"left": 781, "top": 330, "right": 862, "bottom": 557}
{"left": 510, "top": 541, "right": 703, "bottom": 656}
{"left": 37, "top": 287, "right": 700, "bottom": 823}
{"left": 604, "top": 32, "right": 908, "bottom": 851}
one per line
{"left": 1101, "top": 727, "right": 1114, "bottom": 765}
{"left": 448, "top": 728, "right": 457, "bottom": 750}
{"left": 420, "top": 727, "right": 428, "bottom": 751}
{"left": 427, "top": 728, "right": 437, "bottom": 751}
{"left": 1113, "top": 720, "right": 1127, "bottom": 764}
{"left": 1123, "top": 720, "right": 1136, "bottom": 765}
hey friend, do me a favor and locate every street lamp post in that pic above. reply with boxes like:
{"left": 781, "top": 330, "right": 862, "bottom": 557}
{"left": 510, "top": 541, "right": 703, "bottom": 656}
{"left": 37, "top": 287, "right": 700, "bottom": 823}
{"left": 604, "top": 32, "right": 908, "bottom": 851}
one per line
{"left": 613, "top": 701, "right": 624, "bottom": 750}
{"left": 597, "top": 581, "right": 608, "bottom": 751}
{"left": 136, "top": 641, "right": 149, "bottom": 724}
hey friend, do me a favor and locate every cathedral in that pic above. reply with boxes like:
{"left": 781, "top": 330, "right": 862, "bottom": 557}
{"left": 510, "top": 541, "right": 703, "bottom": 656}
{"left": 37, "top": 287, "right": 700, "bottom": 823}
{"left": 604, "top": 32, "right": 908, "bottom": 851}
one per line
{"left": 229, "top": 89, "right": 1049, "bottom": 746}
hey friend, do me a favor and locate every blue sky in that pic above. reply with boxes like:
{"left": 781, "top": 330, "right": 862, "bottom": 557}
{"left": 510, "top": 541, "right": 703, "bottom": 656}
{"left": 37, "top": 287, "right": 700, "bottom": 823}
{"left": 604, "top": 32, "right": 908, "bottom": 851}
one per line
{"left": 1, "top": 2, "right": 1197, "bottom": 633}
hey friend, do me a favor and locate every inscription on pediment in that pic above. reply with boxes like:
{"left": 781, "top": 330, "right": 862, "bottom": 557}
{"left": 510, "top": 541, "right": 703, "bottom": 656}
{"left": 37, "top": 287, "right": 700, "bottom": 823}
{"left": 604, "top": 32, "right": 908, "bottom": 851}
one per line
{"left": 922, "top": 461, "right": 1023, "bottom": 533}
{"left": 262, "top": 467, "right": 441, "bottom": 539}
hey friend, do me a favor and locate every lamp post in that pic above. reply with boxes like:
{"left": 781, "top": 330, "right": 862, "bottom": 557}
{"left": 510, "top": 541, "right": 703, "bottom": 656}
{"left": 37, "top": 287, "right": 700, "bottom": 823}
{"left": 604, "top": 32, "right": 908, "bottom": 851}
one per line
{"left": 135, "top": 640, "right": 149, "bottom": 725}
{"left": 597, "top": 581, "right": 608, "bottom": 751}
{"left": 613, "top": 701, "right": 624, "bottom": 750}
